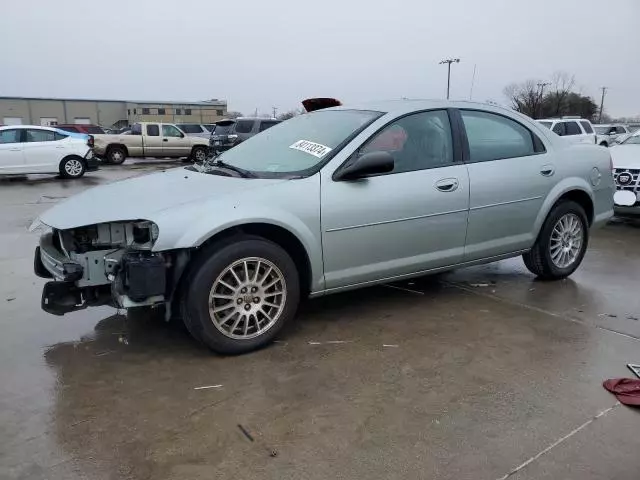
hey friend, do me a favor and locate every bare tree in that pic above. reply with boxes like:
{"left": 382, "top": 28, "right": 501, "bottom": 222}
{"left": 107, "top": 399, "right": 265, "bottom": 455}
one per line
{"left": 225, "top": 111, "right": 243, "bottom": 119}
{"left": 503, "top": 79, "right": 544, "bottom": 118}
{"left": 277, "top": 109, "right": 304, "bottom": 121}
{"left": 546, "top": 71, "right": 575, "bottom": 117}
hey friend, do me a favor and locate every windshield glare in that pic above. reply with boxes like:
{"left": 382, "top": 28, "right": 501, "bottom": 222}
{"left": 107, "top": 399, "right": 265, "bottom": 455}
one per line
{"left": 211, "top": 110, "right": 382, "bottom": 176}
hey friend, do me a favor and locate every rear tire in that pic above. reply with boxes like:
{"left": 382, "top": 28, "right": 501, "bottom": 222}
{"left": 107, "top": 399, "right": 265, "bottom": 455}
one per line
{"left": 107, "top": 146, "right": 126, "bottom": 165}
{"left": 599, "top": 141, "right": 608, "bottom": 147}
{"left": 523, "top": 200, "right": 589, "bottom": 280}
{"left": 59, "top": 156, "right": 86, "bottom": 179}
{"left": 182, "top": 236, "right": 300, "bottom": 355}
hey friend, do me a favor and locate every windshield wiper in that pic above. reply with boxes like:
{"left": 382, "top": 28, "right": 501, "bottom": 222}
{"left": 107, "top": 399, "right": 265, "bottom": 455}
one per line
{"left": 205, "top": 159, "right": 255, "bottom": 178}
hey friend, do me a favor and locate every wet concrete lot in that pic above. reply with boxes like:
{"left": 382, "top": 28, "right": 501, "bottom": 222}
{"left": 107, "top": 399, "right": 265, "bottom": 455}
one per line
{"left": 1, "top": 162, "right": 640, "bottom": 480}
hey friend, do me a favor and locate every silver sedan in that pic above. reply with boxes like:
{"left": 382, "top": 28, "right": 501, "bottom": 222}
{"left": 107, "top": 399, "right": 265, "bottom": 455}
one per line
{"left": 33, "top": 99, "right": 614, "bottom": 354}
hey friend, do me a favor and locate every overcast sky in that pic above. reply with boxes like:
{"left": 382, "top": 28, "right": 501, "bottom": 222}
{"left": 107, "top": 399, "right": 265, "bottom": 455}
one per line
{"left": 1, "top": 0, "right": 638, "bottom": 117}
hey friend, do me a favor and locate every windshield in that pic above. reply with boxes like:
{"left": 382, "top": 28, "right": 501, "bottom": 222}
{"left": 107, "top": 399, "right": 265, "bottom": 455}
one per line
{"left": 621, "top": 133, "right": 640, "bottom": 145}
{"left": 209, "top": 110, "right": 382, "bottom": 176}
{"left": 538, "top": 121, "right": 552, "bottom": 129}
{"left": 594, "top": 126, "right": 611, "bottom": 134}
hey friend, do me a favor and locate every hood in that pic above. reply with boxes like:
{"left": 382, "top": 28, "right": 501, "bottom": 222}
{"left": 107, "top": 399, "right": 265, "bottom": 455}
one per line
{"left": 39, "top": 167, "right": 284, "bottom": 229}
{"left": 610, "top": 145, "right": 640, "bottom": 169}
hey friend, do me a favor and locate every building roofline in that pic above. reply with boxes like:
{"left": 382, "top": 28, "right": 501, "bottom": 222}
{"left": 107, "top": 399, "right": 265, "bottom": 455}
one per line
{"left": 0, "top": 96, "right": 227, "bottom": 106}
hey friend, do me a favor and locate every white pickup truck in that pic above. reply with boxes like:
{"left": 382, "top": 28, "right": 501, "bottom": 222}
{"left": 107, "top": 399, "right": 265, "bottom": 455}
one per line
{"left": 93, "top": 122, "right": 209, "bottom": 164}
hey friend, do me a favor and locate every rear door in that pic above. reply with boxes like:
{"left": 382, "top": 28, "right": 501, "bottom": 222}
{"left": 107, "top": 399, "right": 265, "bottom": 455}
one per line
{"left": 143, "top": 124, "right": 163, "bottom": 156}
{"left": 0, "top": 129, "right": 25, "bottom": 173}
{"left": 459, "top": 109, "right": 555, "bottom": 260}
{"left": 161, "top": 124, "right": 191, "bottom": 156}
{"left": 234, "top": 119, "right": 255, "bottom": 142}
{"left": 22, "top": 128, "right": 64, "bottom": 173}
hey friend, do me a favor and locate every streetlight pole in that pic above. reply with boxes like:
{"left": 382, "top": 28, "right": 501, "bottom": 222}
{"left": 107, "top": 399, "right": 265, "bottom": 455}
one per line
{"left": 536, "top": 82, "right": 550, "bottom": 119}
{"left": 598, "top": 87, "right": 607, "bottom": 123}
{"left": 439, "top": 58, "right": 460, "bottom": 99}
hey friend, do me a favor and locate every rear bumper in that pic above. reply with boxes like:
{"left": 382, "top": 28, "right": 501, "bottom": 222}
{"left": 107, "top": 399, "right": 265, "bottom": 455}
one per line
{"left": 85, "top": 155, "right": 99, "bottom": 171}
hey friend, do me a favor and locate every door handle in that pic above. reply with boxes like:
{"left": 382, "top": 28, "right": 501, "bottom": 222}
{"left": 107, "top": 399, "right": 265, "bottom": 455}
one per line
{"left": 435, "top": 178, "right": 459, "bottom": 192}
{"left": 9, "top": 148, "right": 21, "bottom": 152}
{"left": 163, "top": 138, "right": 169, "bottom": 142}
{"left": 540, "top": 165, "right": 555, "bottom": 176}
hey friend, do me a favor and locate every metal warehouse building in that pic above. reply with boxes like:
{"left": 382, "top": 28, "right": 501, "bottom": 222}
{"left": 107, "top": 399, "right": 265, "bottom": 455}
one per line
{"left": 0, "top": 96, "right": 228, "bottom": 129}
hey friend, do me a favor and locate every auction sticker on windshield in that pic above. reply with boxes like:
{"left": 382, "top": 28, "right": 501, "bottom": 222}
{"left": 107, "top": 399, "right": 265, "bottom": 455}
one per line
{"left": 289, "top": 140, "right": 332, "bottom": 158}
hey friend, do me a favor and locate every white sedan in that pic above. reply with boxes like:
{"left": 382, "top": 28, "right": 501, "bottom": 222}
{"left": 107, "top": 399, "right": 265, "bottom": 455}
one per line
{"left": 0, "top": 125, "right": 98, "bottom": 178}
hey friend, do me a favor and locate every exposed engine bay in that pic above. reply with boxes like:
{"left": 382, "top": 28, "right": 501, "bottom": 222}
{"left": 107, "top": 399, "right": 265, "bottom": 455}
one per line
{"left": 36, "top": 221, "right": 187, "bottom": 316}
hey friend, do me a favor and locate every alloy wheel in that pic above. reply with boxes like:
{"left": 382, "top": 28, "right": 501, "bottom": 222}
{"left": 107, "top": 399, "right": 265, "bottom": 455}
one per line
{"left": 549, "top": 213, "right": 583, "bottom": 268}
{"left": 207, "top": 257, "right": 286, "bottom": 339}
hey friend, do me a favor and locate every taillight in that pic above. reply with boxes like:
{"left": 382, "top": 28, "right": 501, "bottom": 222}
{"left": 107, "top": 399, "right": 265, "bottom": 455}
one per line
{"left": 609, "top": 154, "right": 614, "bottom": 173}
{"left": 87, "top": 135, "right": 94, "bottom": 148}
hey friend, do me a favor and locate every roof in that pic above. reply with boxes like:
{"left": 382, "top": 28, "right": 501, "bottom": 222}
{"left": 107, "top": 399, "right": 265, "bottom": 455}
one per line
{"left": 330, "top": 98, "right": 521, "bottom": 117}
{"left": 0, "top": 96, "right": 226, "bottom": 106}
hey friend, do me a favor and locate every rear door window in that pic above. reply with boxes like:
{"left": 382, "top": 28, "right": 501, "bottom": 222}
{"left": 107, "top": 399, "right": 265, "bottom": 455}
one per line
{"left": 564, "top": 122, "right": 581, "bottom": 135}
{"left": 212, "top": 123, "right": 234, "bottom": 135}
{"left": 234, "top": 120, "right": 254, "bottom": 134}
{"left": 552, "top": 122, "right": 566, "bottom": 136}
{"left": 579, "top": 121, "right": 594, "bottom": 134}
{"left": 24, "top": 129, "right": 56, "bottom": 142}
{"left": 460, "top": 110, "right": 540, "bottom": 162}
{"left": 146, "top": 124, "right": 160, "bottom": 136}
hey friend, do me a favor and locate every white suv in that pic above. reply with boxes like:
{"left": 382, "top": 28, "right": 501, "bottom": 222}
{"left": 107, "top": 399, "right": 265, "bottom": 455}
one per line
{"left": 537, "top": 118, "right": 597, "bottom": 145}
{"left": 593, "top": 124, "right": 632, "bottom": 147}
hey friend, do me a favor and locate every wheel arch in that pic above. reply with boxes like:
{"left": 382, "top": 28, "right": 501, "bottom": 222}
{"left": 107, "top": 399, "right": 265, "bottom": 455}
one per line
{"left": 184, "top": 222, "right": 315, "bottom": 297}
{"left": 106, "top": 143, "right": 129, "bottom": 157}
{"left": 535, "top": 180, "right": 595, "bottom": 240}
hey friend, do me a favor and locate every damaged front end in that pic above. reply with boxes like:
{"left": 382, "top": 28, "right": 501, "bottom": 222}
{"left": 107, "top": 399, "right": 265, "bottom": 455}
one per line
{"left": 34, "top": 221, "right": 181, "bottom": 316}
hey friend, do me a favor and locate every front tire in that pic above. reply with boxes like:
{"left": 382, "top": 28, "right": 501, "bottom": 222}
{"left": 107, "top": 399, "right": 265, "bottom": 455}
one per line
{"left": 59, "top": 156, "right": 86, "bottom": 179}
{"left": 190, "top": 146, "right": 208, "bottom": 163}
{"left": 182, "top": 236, "right": 300, "bottom": 354}
{"left": 523, "top": 201, "right": 589, "bottom": 280}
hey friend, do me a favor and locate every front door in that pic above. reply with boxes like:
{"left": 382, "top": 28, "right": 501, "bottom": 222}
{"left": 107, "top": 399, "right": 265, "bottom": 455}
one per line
{"left": 321, "top": 109, "right": 470, "bottom": 290}
{"left": 143, "top": 124, "right": 163, "bottom": 156}
{"left": 0, "top": 129, "right": 25, "bottom": 174}
{"left": 458, "top": 109, "right": 555, "bottom": 261}
{"left": 161, "top": 124, "right": 191, "bottom": 157}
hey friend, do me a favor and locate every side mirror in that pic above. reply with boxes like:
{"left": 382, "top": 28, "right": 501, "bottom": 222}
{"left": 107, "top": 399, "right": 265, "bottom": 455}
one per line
{"left": 334, "top": 151, "right": 394, "bottom": 181}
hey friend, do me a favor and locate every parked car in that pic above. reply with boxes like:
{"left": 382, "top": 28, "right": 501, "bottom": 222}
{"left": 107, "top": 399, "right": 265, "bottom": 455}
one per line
{"left": 210, "top": 117, "right": 280, "bottom": 153}
{"left": 32, "top": 99, "right": 613, "bottom": 354}
{"left": 609, "top": 131, "right": 640, "bottom": 216}
{"left": 0, "top": 125, "right": 97, "bottom": 178}
{"left": 92, "top": 122, "right": 209, "bottom": 164}
{"left": 56, "top": 124, "right": 105, "bottom": 135}
{"left": 537, "top": 117, "right": 597, "bottom": 145}
{"left": 175, "top": 124, "right": 211, "bottom": 138}
{"left": 593, "top": 124, "right": 633, "bottom": 147}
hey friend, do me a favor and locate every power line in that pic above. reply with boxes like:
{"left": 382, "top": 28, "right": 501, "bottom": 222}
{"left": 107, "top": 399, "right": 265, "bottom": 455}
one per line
{"left": 439, "top": 58, "right": 460, "bottom": 100}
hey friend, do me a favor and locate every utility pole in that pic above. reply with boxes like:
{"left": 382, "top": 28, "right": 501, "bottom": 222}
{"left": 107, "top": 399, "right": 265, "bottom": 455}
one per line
{"left": 536, "top": 82, "right": 550, "bottom": 119}
{"left": 439, "top": 58, "right": 460, "bottom": 99}
{"left": 272, "top": 107, "right": 277, "bottom": 119}
{"left": 598, "top": 87, "right": 608, "bottom": 123}
{"left": 469, "top": 64, "right": 477, "bottom": 100}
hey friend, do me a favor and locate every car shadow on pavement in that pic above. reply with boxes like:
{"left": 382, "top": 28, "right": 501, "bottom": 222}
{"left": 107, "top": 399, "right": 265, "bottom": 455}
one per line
{"left": 0, "top": 175, "right": 101, "bottom": 187}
